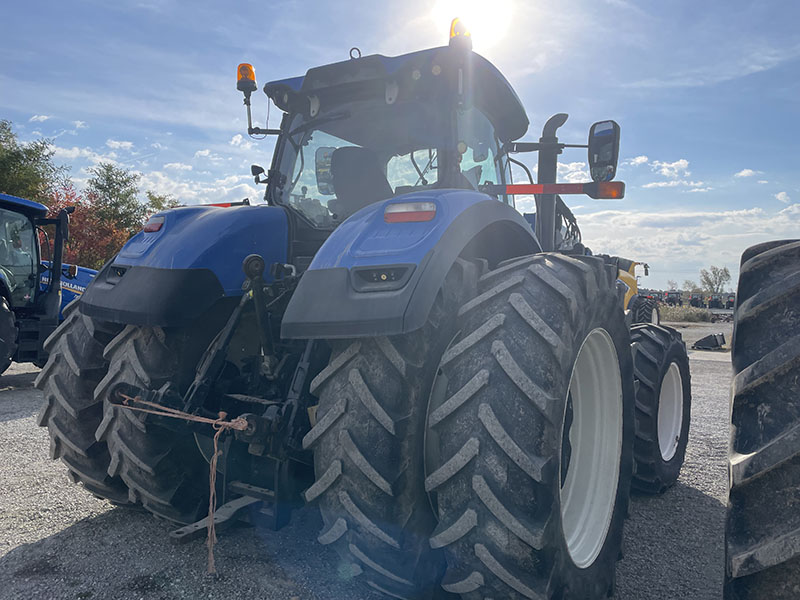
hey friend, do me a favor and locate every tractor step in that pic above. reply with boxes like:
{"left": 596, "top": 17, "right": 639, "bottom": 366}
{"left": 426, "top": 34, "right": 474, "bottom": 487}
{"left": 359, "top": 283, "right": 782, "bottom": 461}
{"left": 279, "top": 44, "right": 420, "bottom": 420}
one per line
{"left": 169, "top": 495, "right": 261, "bottom": 544}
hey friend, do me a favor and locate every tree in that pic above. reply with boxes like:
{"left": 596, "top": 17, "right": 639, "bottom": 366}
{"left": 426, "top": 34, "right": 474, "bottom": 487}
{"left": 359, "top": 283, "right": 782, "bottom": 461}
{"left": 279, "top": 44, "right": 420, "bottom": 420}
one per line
{"left": 683, "top": 280, "right": 701, "bottom": 292}
{"left": 0, "top": 120, "right": 66, "bottom": 205}
{"left": 47, "top": 182, "right": 130, "bottom": 270}
{"left": 700, "top": 266, "right": 731, "bottom": 293}
{"left": 86, "top": 163, "right": 146, "bottom": 234}
{"left": 667, "top": 279, "right": 678, "bottom": 291}
{"left": 146, "top": 191, "right": 180, "bottom": 213}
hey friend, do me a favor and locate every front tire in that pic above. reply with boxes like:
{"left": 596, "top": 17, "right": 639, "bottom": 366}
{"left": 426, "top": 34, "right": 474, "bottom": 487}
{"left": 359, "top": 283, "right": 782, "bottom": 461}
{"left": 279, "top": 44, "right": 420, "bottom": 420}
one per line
{"left": 0, "top": 296, "right": 18, "bottom": 373}
{"left": 630, "top": 324, "right": 691, "bottom": 494}
{"left": 635, "top": 297, "right": 660, "bottom": 325}
{"left": 725, "top": 239, "right": 800, "bottom": 599}
{"left": 303, "top": 260, "right": 477, "bottom": 598}
{"left": 425, "top": 254, "right": 634, "bottom": 599}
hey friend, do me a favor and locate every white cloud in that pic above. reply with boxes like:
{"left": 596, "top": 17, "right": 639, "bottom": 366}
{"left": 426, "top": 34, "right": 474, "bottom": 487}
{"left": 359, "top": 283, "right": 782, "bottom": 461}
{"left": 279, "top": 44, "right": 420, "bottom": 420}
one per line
{"left": 557, "top": 161, "right": 590, "bottom": 183}
{"left": 151, "top": 142, "right": 164, "bottom": 150}
{"left": 73, "top": 120, "right": 88, "bottom": 129}
{"left": 575, "top": 205, "right": 799, "bottom": 289}
{"left": 195, "top": 149, "right": 211, "bottom": 157}
{"left": 775, "top": 191, "right": 791, "bottom": 204}
{"left": 29, "top": 115, "right": 50, "bottom": 122}
{"left": 164, "top": 162, "right": 192, "bottom": 171}
{"left": 106, "top": 139, "right": 134, "bottom": 150}
{"left": 627, "top": 155, "right": 649, "bottom": 166}
{"left": 734, "top": 168, "right": 761, "bottom": 178}
{"left": 50, "top": 144, "right": 118, "bottom": 165}
{"left": 780, "top": 204, "right": 800, "bottom": 216}
{"left": 687, "top": 187, "right": 713, "bottom": 193}
{"left": 138, "top": 170, "right": 258, "bottom": 205}
{"left": 650, "top": 159, "right": 690, "bottom": 179}
{"left": 642, "top": 180, "right": 704, "bottom": 189}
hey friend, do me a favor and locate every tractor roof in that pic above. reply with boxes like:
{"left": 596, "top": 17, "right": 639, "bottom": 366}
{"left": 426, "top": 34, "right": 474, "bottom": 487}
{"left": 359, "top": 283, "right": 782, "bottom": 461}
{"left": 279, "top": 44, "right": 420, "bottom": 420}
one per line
{"left": 264, "top": 46, "right": 529, "bottom": 142}
{"left": 0, "top": 192, "right": 48, "bottom": 218}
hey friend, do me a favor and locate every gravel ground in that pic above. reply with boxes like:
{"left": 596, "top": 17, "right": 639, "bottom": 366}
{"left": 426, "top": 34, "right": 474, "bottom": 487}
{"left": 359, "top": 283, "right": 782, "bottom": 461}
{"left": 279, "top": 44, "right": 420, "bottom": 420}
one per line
{"left": 0, "top": 322, "right": 733, "bottom": 600}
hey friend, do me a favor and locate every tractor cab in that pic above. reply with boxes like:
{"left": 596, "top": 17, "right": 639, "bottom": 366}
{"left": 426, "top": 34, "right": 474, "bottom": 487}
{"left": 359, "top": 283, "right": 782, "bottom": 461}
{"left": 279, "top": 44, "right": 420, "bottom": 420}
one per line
{"left": 254, "top": 42, "right": 527, "bottom": 229}
{"left": 0, "top": 193, "right": 72, "bottom": 368}
{"left": 0, "top": 197, "right": 41, "bottom": 309}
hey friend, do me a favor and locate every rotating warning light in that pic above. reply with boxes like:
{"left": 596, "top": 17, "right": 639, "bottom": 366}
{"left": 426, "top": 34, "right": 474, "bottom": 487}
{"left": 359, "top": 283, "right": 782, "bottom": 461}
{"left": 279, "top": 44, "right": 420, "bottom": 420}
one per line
{"left": 449, "top": 18, "right": 473, "bottom": 50}
{"left": 237, "top": 63, "right": 257, "bottom": 93}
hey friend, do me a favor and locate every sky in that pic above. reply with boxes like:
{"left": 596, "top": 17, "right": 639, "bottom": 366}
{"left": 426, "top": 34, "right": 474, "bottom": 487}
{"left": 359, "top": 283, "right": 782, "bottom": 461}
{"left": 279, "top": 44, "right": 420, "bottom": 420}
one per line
{"left": 2, "top": 0, "right": 798, "bottom": 289}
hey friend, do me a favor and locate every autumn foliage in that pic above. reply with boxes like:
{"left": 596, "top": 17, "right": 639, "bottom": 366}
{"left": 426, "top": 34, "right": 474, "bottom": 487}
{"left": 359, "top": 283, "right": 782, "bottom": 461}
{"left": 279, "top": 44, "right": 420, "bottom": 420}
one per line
{"left": 46, "top": 182, "right": 132, "bottom": 270}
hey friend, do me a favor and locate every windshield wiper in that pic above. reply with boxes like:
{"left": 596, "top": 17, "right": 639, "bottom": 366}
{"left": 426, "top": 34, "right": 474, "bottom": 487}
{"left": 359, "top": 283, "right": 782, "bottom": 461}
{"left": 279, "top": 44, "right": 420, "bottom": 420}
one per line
{"left": 288, "top": 111, "right": 351, "bottom": 137}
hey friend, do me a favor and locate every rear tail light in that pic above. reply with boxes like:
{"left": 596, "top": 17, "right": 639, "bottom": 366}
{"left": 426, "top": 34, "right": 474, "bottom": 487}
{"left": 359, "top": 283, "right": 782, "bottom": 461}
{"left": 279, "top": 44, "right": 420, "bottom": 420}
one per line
{"left": 143, "top": 215, "right": 165, "bottom": 233}
{"left": 384, "top": 202, "right": 437, "bottom": 223}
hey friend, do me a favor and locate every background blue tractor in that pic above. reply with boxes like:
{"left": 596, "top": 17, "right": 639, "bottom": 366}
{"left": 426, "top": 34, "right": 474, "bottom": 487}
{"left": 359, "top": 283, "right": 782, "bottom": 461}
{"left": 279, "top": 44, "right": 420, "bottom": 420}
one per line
{"left": 0, "top": 192, "right": 78, "bottom": 372}
{"left": 37, "top": 24, "right": 691, "bottom": 600}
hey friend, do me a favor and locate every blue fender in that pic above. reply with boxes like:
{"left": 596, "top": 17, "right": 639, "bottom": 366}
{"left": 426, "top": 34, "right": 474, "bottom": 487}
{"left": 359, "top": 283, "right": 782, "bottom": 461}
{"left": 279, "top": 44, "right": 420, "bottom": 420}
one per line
{"left": 40, "top": 262, "right": 97, "bottom": 320}
{"left": 80, "top": 205, "right": 289, "bottom": 326}
{"left": 281, "top": 189, "right": 540, "bottom": 339}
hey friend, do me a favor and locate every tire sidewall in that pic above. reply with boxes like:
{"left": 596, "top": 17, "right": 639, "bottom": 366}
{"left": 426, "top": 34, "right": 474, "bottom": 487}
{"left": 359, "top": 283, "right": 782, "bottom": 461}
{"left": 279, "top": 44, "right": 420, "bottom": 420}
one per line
{"left": 555, "top": 296, "right": 635, "bottom": 595}
{"left": 654, "top": 342, "right": 692, "bottom": 479}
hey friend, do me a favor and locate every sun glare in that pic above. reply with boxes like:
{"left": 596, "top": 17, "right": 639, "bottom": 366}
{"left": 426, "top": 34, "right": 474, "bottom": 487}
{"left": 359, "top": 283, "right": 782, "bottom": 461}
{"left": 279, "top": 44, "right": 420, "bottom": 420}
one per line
{"left": 431, "top": 0, "right": 514, "bottom": 50}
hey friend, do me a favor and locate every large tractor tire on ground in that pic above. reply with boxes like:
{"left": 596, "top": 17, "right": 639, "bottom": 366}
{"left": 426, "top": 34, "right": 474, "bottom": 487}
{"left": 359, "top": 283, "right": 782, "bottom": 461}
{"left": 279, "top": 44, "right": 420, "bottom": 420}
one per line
{"left": 634, "top": 297, "right": 660, "bottom": 325}
{"left": 725, "top": 239, "right": 800, "bottom": 599}
{"left": 35, "top": 301, "right": 129, "bottom": 503}
{"left": 629, "top": 324, "right": 691, "bottom": 494}
{"left": 303, "top": 260, "right": 478, "bottom": 599}
{"left": 94, "top": 325, "right": 212, "bottom": 524}
{"left": 425, "top": 253, "right": 634, "bottom": 599}
{"left": 0, "top": 296, "right": 18, "bottom": 374}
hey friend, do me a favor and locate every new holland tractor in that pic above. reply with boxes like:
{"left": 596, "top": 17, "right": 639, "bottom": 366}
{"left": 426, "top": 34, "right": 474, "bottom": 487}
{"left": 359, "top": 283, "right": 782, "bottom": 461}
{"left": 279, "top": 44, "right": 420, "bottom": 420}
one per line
{"left": 0, "top": 192, "right": 74, "bottom": 372}
{"left": 37, "top": 23, "right": 692, "bottom": 599}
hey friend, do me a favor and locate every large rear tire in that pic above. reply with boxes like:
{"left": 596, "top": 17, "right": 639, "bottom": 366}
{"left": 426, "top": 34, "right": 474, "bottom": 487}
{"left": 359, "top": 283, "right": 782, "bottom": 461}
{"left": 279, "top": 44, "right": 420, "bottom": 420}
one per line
{"left": 94, "top": 325, "right": 211, "bottom": 523}
{"left": 425, "top": 253, "right": 634, "bottom": 599}
{"left": 303, "top": 260, "right": 477, "bottom": 599}
{"left": 725, "top": 239, "right": 800, "bottom": 599}
{"left": 630, "top": 324, "right": 691, "bottom": 494}
{"left": 35, "top": 301, "right": 130, "bottom": 503}
{"left": 635, "top": 297, "right": 660, "bottom": 325}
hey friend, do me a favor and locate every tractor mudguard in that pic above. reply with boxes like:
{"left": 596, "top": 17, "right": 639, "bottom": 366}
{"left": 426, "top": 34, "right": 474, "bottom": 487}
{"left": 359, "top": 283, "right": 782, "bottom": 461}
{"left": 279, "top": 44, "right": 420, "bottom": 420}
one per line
{"left": 80, "top": 205, "right": 289, "bottom": 327}
{"left": 281, "top": 190, "right": 540, "bottom": 339}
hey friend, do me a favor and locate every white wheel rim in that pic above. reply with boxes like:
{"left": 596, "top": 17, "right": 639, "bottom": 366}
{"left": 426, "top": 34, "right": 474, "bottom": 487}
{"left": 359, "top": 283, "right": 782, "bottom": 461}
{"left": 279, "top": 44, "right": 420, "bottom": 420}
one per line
{"left": 657, "top": 362, "right": 683, "bottom": 461}
{"left": 560, "top": 328, "right": 623, "bottom": 569}
{"left": 651, "top": 308, "right": 659, "bottom": 324}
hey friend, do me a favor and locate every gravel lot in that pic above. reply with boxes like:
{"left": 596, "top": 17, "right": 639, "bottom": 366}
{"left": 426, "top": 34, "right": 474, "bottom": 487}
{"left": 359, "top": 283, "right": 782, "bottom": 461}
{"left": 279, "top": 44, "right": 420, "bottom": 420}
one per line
{"left": 0, "top": 322, "right": 733, "bottom": 600}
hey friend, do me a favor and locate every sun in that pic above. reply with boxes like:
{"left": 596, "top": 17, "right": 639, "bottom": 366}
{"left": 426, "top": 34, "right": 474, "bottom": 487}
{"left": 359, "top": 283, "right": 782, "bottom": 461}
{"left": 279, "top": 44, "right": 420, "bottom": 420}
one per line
{"left": 431, "top": 0, "right": 514, "bottom": 50}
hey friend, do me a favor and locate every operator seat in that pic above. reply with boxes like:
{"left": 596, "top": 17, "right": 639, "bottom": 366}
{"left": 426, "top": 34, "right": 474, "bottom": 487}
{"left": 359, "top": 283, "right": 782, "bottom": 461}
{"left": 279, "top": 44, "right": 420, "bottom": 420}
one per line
{"left": 330, "top": 146, "right": 393, "bottom": 218}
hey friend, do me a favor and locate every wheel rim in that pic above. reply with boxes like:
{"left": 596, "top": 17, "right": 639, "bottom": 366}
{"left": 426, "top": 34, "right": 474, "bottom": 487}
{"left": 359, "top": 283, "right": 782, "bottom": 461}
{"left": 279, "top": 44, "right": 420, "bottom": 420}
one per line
{"left": 560, "top": 328, "right": 623, "bottom": 569}
{"left": 657, "top": 361, "right": 683, "bottom": 461}
{"left": 651, "top": 307, "right": 659, "bottom": 324}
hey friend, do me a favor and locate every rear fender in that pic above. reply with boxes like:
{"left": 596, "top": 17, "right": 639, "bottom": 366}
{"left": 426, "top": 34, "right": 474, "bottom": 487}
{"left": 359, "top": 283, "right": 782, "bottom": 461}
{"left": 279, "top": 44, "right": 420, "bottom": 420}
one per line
{"left": 80, "top": 205, "right": 289, "bottom": 327}
{"left": 281, "top": 190, "right": 540, "bottom": 339}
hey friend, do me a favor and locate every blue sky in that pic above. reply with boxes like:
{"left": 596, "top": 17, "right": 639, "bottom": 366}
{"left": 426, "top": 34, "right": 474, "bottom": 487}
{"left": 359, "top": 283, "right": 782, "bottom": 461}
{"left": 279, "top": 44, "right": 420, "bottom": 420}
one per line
{"left": 2, "top": 0, "right": 798, "bottom": 289}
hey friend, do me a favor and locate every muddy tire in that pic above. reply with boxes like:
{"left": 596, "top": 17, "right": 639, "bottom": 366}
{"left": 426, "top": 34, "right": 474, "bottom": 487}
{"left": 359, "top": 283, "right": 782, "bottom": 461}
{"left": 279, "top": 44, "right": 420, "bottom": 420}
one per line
{"left": 725, "top": 239, "right": 800, "bottom": 599}
{"left": 425, "top": 253, "right": 634, "bottom": 599}
{"left": 635, "top": 297, "right": 660, "bottom": 325}
{"left": 630, "top": 324, "right": 691, "bottom": 494}
{"left": 303, "top": 260, "right": 477, "bottom": 599}
{"left": 35, "top": 301, "right": 129, "bottom": 503}
{"left": 0, "top": 297, "right": 18, "bottom": 373}
{"left": 94, "top": 326, "right": 211, "bottom": 524}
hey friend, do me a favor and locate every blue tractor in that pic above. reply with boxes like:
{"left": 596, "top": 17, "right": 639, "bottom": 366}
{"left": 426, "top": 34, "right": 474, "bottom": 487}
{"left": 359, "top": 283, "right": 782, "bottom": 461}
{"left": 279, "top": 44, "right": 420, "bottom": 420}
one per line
{"left": 37, "top": 24, "right": 692, "bottom": 599}
{"left": 0, "top": 192, "right": 74, "bottom": 372}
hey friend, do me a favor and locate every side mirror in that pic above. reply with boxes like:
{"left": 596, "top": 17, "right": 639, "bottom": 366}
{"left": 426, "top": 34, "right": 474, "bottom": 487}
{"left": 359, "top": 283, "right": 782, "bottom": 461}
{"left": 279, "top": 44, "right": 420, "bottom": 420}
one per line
{"left": 315, "top": 147, "right": 336, "bottom": 195}
{"left": 251, "top": 164, "right": 266, "bottom": 184}
{"left": 588, "top": 120, "right": 620, "bottom": 182}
